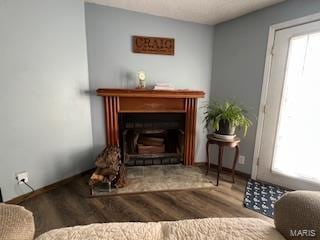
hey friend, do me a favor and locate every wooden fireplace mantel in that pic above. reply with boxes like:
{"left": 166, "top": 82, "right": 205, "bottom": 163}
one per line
{"left": 97, "top": 88, "right": 205, "bottom": 165}
{"left": 97, "top": 88, "right": 205, "bottom": 98}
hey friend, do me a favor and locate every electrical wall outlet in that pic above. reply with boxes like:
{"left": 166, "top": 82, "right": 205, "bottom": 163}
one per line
{"left": 16, "top": 171, "right": 29, "bottom": 184}
{"left": 238, "top": 155, "right": 245, "bottom": 165}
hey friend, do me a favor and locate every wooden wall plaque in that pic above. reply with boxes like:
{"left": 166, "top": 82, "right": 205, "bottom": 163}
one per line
{"left": 132, "top": 36, "right": 174, "bottom": 55}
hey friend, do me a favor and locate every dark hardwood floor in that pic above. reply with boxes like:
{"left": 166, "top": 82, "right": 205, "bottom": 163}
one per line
{"left": 20, "top": 170, "right": 272, "bottom": 237}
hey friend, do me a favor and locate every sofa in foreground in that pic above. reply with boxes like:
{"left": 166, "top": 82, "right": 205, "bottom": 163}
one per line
{"left": 1, "top": 191, "right": 319, "bottom": 240}
{"left": 0, "top": 203, "right": 35, "bottom": 240}
{"left": 36, "top": 218, "right": 284, "bottom": 240}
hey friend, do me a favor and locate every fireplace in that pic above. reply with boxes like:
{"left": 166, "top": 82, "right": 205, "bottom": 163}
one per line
{"left": 119, "top": 113, "right": 185, "bottom": 166}
{"left": 97, "top": 88, "right": 204, "bottom": 165}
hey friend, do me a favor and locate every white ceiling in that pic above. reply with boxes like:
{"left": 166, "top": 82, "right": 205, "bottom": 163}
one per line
{"left": 86, "top": 0, "right": 285, "bottom": 25}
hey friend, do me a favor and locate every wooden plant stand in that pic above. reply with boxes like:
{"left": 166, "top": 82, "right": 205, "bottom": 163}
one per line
{"left": 206, "top": 134, "right": 240, "bottom": 186}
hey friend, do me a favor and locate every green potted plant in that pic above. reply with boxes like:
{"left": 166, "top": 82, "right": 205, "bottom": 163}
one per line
{"left": 204, "top": 100, "right": 252, "bottom": 138}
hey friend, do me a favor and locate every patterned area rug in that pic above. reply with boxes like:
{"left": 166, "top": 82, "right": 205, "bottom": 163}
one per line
{"left": 244, "top": 179, "right": 289, "bottom": 218}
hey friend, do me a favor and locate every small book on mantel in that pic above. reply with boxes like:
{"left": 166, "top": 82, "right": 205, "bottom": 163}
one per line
{"left": 153, "top": 82, "right": 175, "bottom": 90}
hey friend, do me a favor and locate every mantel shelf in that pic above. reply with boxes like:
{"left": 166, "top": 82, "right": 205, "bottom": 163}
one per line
{"left": 97, "top": 88, "right": 205, "bottom": 98}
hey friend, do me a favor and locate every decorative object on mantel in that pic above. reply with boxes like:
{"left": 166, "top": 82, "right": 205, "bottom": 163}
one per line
{"left": 137, "top": 70, "right": 147, "bottom": 89}
{"left": 204, "top": 100, "right": 252, "bottom": 140}
{"left": 132, "top": 36, "right": 174, "bottom": 55}
{"left": 153, "top": 82, "right": 175, "bottom": 90}
{"left": 89, "top": 145, "right": 126, "bottom": 193}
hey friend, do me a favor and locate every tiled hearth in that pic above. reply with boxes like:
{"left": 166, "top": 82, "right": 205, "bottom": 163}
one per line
{"left": 91, "top": 165, "right": 214, "bottom": 196}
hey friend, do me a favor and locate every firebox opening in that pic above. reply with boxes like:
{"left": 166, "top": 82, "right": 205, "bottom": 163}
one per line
{"left": 119, "top": 113, "right": 185, "bottom": 166}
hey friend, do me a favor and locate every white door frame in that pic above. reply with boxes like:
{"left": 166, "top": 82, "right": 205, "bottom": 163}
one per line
{"left": 251, "top": 12, "right": 320, "bottom": 180}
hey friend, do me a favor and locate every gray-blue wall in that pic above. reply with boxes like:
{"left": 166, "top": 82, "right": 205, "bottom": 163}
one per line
{"left": 211, "top": 0, "right": 320, "bottom": 174}
{"left": 85, "top": 3, "right": 214, "bottom": 162}
{"left": 3, "top": 0, "right": 319, "bottom": 202}
{"left": 0, "top": 0, "right": 93, "bottom": 201}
